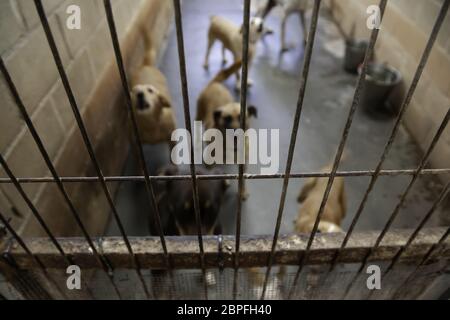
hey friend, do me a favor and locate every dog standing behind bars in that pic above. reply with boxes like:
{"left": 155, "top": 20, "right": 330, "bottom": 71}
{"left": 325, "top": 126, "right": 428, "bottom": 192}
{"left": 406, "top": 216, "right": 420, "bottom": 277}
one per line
{"left": 256, "top": 0, "right": 312, "bottom": 52}
{"left": 130, "top": 43, "right": 177, "bottom": 151}
{"left": 203, "top": 15, "right": 268, "bottom": 90}
{"left": 196, "top": 61, "right": 258, "bottom": 199}
{"left": 250, "top": 164, "right": 347, "bottom": 298}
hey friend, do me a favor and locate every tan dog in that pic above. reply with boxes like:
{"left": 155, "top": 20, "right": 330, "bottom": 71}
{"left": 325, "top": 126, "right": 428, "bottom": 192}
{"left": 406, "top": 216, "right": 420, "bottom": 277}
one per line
{"left": 196, "top": 61, "right": 257, "bottom": 199}
{"left": 295, "top": 166, "right": 347, "bottom": 233}
{"left": 197, "top": 60, "right": 257, "bottom": 133}
{"left": 131, "top": 50, "right": 176, "bottom": 149}
{"left": 203, "top": 16, "right": 267, "bottom": 90}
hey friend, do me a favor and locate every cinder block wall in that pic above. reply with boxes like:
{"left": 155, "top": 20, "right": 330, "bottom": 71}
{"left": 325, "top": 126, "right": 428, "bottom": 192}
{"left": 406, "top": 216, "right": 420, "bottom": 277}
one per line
{"left": 329, "top": 0, "right": 450, "bottom": 175}
{"left": 0, "top": 0, "right": 173, "bottom": 236}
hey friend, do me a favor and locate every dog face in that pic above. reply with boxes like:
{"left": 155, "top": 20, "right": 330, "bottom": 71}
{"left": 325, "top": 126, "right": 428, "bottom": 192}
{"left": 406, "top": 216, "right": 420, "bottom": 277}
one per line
{"left": 158, "top": 165, "right": 229, "bottom": 236}
{"left": 243, "top": 17, "right": 265, "bottom": 43}
{"left": 131, "top": 84, "right": 170, "bottom": 113}
{"left": 213, "top": 103, "right": 257, "bottom": 130}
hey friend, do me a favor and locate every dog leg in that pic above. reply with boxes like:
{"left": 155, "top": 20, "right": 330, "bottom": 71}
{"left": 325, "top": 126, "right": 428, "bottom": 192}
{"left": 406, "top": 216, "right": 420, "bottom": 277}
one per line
{"left": 203, "top": 35, "right": 215, "bottom": 70}
{"left": 280, "top": 11, "right": 290, "bottom": 53}
{"left": 235, "top": 69, "right": 241, "bottom": 91}
{"left": 299, "top": 11, "right": 307, "bottom": 47}
{"left": 221, "top": 45, "right": 227, "bottom": 65}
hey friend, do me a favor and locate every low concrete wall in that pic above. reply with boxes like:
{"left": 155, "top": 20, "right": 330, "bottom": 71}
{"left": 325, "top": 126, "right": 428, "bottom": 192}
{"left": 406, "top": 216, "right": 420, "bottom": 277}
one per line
{"left": 0, "top": 0, "right": 173, "bottom": 236}
{"left": 329, "top": 0, "right": 450, "bottom": 177}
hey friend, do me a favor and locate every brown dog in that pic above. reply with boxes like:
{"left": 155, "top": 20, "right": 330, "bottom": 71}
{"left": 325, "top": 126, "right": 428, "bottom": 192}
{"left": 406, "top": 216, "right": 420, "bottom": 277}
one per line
{"left": 203, "top": 16, "right": 267, "bottom": 90}
{"left": 131, "top": 49, "right": 176, "bottom": 148}
{"left": 295, "top": 166, "right": 347, "bottom": 233}
{"left": 197, "top": 60, "right": 257, "bottom": 132}
{"left": 196, "top": 61, "right": 257, "bottom": 199}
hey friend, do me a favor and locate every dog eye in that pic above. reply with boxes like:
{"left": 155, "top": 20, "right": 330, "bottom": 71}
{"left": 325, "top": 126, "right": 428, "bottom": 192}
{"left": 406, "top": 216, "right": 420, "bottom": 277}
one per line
{"left": 147, "top": 88, "right": 154, "bottom": 93}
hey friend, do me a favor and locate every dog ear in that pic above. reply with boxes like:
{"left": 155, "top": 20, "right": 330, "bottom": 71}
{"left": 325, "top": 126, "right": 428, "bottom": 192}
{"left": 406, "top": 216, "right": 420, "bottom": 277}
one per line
{"left": 158, "top": 93, "right": 171, "bottom": 108}
{"left": 247, "top": 105, "right": 257, "bottom": 118}
{"left": 213, "top": 110, "right": 222, "bottom": 124}
{"left": 297, "top": 177, "right": 317, "bottom": 203}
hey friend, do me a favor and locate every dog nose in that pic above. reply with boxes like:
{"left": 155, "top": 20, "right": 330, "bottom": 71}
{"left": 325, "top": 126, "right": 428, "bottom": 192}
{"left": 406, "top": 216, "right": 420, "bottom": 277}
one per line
{"left": 137, "top": 92, "right": 144, "bottom": 100}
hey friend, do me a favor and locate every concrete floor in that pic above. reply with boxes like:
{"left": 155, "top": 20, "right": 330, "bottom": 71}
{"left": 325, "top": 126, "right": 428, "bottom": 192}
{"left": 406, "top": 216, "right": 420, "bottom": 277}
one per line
{"left": 106, "top": 0, "right": 446, "bottom": 238}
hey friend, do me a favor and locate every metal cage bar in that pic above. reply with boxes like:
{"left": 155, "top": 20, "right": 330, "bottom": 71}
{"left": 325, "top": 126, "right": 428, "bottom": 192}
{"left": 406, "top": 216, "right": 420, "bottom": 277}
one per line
{"left": 261, "top": 0, "right": 323, "bottom": 300}
{"left": 33, "top": 0, "right": 151, "bottom": 299}
{"left": 102, "top": 0, "right": 177, "bottom": 299}
{"left": 329, "top": 0, "right": 450, "bottom": 272}
{"left": 392, "top": 227, "right": 449, "bottom": 299}
{"left": 287, "top": 0, "right": 388, "bottom": 299}
{"left": 233, "top": 0, "right": 251, "bottom": 300}
{"left": 0, "top": 0, "right": 446, "bottom": 301}
{"left": 366, "top": 181, "right": 450, "bottom": 299}
{"left": 0, "top": 56, "right": 121, "bottom": 299}
{"left": 5, "top": 227, "right": 449, "bottom": 269}
{"left": 0, "top": 209, "right": 67, "bottom": 299}
{"left": 172, "top": 0, "right": 209, "bottom": 299}
{"left": 303, "top": 0, "right": 388, "bottom": 263}
{"left": 0, "top": 168, "right": 448, "bottom": 184}
{"left": 342, "top": 108, "right": 450, "bottom": 299}
{"left": 0, "top": 155, "right": 95, "bottom": 298}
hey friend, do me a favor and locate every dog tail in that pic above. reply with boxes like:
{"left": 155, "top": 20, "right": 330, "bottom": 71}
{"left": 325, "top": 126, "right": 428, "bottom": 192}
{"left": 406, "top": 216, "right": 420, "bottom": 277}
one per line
{"left": 210, "top": 60, "right": 242, "bottom": 84}
{"left": 140, "top": 24, "right": 157, "bottom": 66}
{"left": 143, "top": 48, "right": 157, "bottom": 66}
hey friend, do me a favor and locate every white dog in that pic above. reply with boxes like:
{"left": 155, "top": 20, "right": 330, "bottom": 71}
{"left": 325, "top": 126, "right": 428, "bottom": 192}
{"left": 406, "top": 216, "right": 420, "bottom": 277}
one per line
{"left": 203, "top": 16, "right": 267, "bottom": 90}
{"left": 257, "top": 0, "right": 312, "bottom": 52}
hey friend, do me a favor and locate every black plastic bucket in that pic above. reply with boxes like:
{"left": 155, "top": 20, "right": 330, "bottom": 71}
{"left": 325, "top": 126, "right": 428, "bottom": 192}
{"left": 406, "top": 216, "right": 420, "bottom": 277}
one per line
{"left": 359, "top": 62, "right": 402, "bottom": 116}
{"left": 344, "top": 40, "right": 368, "bottom": 73}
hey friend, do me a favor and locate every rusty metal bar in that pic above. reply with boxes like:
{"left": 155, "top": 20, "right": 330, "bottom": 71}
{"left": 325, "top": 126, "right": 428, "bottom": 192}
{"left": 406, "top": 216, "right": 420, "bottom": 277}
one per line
{"left": 172, "top": 0, "right": 208, "bottom": 299}
{"left": 103, "top": 1, "right": 173, "bottom": 298}
{"left": 366, "top": 182, "right": 450, "bottom": 299}
{"left": 6, "top": 227, "right": 448, "bottom": 269}
{"left": 368, "top": 108, "right": 449, "bottom": 256}
{"left": 34, "top": 0, "right": 150, "bottom": 299}
{"left": 0, "top": 209, "right": 67, "bottom": 299}
{"left": 385, "top": 181, "right": 450, "bottom": 274}
{"left": 1, "top": 152, "right": 97, "bottom": 300}
{"left": 0, "top": 155, "right": 70, "bottom": 265}
{"left": 286, "top": 0, "right": 387, "bottom": 300}
{"left": 302, "top": 0, "right": 387, "bottom": 266}
{"left": 260, "top": 0, "right": 322, "bottom": 300}
{"left": 330, "top": 0, "right": 450, "bottom": 272}
{"left": 392, "top": 227, "right": 449, "bottom": 299}
{"left": 0, "top": 56, "right": 121, "bottom": 299}
{"left": 342, "top": 108, "right": 449, "bottom": 299}
{"left": 0, "top": 168, "right": 448, "bottom": 184}
{"left": 233, "top": 0, "right": 251, "bottom": 300}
